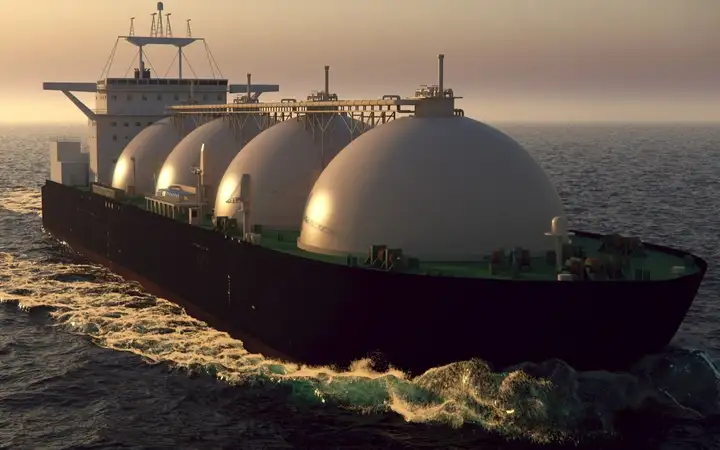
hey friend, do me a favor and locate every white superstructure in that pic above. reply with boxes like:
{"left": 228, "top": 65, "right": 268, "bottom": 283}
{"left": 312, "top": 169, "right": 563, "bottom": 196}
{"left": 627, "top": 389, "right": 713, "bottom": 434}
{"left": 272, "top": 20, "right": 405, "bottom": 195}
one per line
{"left": 44, "top": 2, "right": 280, "bottom": 187}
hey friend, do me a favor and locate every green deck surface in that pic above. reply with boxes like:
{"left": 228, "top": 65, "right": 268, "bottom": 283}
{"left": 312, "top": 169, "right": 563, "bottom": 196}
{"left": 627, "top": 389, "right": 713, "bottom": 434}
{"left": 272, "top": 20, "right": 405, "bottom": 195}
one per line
{"left": 249, "top": 228, "right": 696, "bottom": 281}
{"left": 100, "top": 189, "right": 697, "bottom": 282}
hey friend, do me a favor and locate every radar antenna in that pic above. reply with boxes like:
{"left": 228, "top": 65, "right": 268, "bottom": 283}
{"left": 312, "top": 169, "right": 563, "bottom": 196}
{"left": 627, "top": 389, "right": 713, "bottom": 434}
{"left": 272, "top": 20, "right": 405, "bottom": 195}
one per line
{"left": 156, "top": 2, "right": 164, "bottom": 37}
{"left": 186, "top": 19, "right": 192, "bottom": 37}
{"left": 129, "top": 17, "right": 135, "bottom": 36}
{"left": 150, "top": 2, "right": 166, "bottom": 37}
{"left": 165, "top": 13, "right": 173, "bottom": 37}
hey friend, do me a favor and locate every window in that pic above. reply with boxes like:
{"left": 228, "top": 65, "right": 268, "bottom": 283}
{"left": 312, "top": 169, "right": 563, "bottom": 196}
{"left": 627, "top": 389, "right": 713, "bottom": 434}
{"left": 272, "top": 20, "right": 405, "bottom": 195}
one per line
{"left": 111, "top": 95, "right": 117, "bottom": 100}
{"left": 110, "top": 122, "right": 117, "bottom": 127}
{"left": 123, "top": 122, "right": 129, "bottom": 127}
{"left": 127, "top": 94, "right": 133, "bottom": 101}
{"left": 112, "top": 135, "right": 117, "bottom": 141}
{"left": 202, "top": 94, "right": 208, "bottom": 101}
{"left": 157, "top": 94, "right": 163, "bottom": 101}
{"left": 174, "top": 94, "right": 179, "bottom": 101}
{"left": 147, "top": 121, "right": 153, "bottom": 126}
{"left": 135, "top": 122, "right": 142, "bottom": 127}
{"left": 142, "top": 95, "right": 147, "bottom": 101}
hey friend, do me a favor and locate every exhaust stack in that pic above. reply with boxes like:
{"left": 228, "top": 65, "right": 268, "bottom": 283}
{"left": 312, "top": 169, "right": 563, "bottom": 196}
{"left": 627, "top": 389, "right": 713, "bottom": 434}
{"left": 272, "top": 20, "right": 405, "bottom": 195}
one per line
{"left": 438, "top": 54, "right": 444, "bottom": 97}
{"left": 324, "top": 65, "right": 330, "bottom": 99}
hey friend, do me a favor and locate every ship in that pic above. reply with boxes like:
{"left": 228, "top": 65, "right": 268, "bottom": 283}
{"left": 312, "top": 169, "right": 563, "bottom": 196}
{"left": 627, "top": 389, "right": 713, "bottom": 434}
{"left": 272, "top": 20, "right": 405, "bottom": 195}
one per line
{"left": 40, "top": 3, "right": 707, "bottom": 375}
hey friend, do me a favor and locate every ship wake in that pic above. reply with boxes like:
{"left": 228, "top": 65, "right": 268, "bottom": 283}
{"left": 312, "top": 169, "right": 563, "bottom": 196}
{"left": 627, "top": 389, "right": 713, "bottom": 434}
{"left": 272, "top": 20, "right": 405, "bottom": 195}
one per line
{"left": 1, "top": 248, "right": 719, "bottom": 445}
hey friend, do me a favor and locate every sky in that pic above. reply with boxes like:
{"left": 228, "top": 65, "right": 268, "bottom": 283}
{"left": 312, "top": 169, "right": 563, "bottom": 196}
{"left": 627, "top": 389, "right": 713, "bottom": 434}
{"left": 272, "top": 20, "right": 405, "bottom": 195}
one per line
{"left": 1, "top": 0, "right": 719, "bottom": 123}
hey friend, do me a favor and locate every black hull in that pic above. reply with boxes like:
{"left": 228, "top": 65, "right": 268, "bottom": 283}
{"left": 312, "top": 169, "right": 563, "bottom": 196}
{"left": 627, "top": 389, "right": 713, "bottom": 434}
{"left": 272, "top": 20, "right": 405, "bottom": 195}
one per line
{"left": 41, "top": 181, "right": 707, "bottom": 375}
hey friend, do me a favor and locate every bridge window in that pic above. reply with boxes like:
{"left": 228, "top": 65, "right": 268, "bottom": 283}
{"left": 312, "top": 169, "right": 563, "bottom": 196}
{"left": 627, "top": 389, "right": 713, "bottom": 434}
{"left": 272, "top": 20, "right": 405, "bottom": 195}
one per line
{"left": 135, "top": 122, "right": 142, "bottom": 127}
{"left": 157, "top": 94, "right": 163, "bottom": 101}
{"left": 111, "top": 95, "right": 117, "bottom": 100}
{"left": 112, "top": 135, "right": 117, "bottom": 141}
{"left": 123, "top": 122, "right": 129, "bottom": 127}
{"left": 127, "top": 94, "right": 133, "bottom": 101}
{"left": 110, "top": 122, "right": 117, "bottom": 127}
{"left": 147, "top": 121, "right": 153, "bottom": 126}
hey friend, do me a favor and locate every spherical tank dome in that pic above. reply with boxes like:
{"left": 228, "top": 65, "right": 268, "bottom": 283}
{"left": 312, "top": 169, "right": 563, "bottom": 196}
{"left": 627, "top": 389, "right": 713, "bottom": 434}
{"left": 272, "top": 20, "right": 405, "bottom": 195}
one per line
{"left": 298, "top": 116, "right": 565, "bottom": 260}
{"left": 111, "top": 117, "right": 197, "bottom": 195}
{"left": 156, "top": 116, "right": 266, "bottom": 199}
{"left": 215, "top": 114, "right": 364, "bottom": 230}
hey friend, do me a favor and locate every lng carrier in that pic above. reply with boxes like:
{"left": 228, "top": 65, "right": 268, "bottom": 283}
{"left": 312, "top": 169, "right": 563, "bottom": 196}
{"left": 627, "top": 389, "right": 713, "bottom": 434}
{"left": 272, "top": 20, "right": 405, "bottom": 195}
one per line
{"left": 41, "top": 3, "right": 707, "bottom": 375}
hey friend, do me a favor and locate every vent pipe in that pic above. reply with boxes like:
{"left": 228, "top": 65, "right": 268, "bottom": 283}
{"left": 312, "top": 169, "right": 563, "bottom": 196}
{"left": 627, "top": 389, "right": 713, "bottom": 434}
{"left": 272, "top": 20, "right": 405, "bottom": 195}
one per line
{"left": 246, "top": 73, "right": 251, "bottom": 101}
{"left": 324, "top": 66, "right": 330, "bottom": 99}
{"left": 438, "top": 54, "right": 444, "bottom": 98}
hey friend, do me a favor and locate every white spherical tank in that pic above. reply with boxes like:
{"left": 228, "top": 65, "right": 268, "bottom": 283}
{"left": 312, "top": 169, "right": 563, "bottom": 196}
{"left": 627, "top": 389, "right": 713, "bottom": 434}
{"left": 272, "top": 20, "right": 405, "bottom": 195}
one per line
{"left": 155, "top": 117, "right": 266, "bottom": 199}
{"left": 111, "top": 117, "right": 196, "bottom": 195}
{"left": 297, "top": 116, "right": 565, "bottom": 260}
{"left": 214, "top": 114, "right": 364, "bottom": 230}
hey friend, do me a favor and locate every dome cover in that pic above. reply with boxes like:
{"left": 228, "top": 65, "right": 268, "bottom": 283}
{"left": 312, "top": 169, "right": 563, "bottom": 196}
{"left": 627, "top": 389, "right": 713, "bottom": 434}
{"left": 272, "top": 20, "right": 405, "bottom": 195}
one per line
{"left": 155, "top": 116, "right": 266, "bottom": 199}
{"left": 297, "top": 116, "right": 565, "bottom": 260}
{"left": 111, "top": 117, "right": 196, "bottom": 195}
{"left": 215, "top": 115, "right": 364, "bottom": 230}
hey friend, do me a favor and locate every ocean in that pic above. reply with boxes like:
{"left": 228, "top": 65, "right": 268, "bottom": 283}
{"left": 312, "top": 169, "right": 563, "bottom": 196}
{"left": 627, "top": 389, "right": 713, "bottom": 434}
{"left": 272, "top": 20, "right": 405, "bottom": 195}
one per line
{"left": 0, "top": 123, "right": 719, "bottom": 449}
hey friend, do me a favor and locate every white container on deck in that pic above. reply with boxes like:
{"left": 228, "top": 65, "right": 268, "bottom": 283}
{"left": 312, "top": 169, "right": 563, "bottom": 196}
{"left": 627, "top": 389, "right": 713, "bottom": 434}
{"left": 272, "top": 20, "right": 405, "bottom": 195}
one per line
{"left": 557, "top": 273, "right": 574, "bottom": 281}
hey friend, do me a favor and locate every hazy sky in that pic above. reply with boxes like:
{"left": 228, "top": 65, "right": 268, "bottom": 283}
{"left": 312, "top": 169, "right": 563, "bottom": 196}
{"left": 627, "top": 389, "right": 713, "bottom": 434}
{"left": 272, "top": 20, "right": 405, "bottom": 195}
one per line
{"left": 1, "top": 0, "right": 719, "bottom": 123}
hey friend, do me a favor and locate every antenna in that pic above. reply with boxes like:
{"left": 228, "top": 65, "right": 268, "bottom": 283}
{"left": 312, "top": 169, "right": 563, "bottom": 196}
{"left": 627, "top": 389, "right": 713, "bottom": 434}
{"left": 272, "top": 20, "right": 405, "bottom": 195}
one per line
{"left": 129, "top": 17, "right": 135, "bottom": 36}
{"left": 165, "top": 13, "right": 173, "bottom": 37}
{"left": 150, "top": 12, "right": 157, "bottom": 36}
{"left": 186, "top": 19, "right": 192, "bottom": 37}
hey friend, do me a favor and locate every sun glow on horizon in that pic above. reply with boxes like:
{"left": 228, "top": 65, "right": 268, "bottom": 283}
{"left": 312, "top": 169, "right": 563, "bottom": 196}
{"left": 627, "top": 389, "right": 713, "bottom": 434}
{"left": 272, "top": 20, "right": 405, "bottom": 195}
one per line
{"left": 1, "top": 0, "right": 718, "bottom": 123}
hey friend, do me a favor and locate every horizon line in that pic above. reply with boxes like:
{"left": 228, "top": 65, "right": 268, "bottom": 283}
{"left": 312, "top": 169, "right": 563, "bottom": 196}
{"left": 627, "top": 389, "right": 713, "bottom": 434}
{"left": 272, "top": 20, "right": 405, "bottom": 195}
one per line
{"left": 3, "top": 119, "right": 720, "bottom": 126}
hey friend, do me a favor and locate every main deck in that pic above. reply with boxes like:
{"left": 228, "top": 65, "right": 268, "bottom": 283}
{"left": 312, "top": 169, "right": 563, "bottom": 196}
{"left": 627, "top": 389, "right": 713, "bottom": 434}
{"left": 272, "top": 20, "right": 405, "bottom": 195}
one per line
{"left": 89, "top": 185, "right": 698, "bottom": 282}
{"left": 244, "top": 227, "right": 697, "bottom": 282}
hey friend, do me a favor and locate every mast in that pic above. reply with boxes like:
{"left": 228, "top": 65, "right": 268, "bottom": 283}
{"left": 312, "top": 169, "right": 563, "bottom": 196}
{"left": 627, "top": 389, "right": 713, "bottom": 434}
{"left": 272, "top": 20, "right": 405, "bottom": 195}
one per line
{"left": 44, "top": 3, "right": 277, "bottom": 188}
